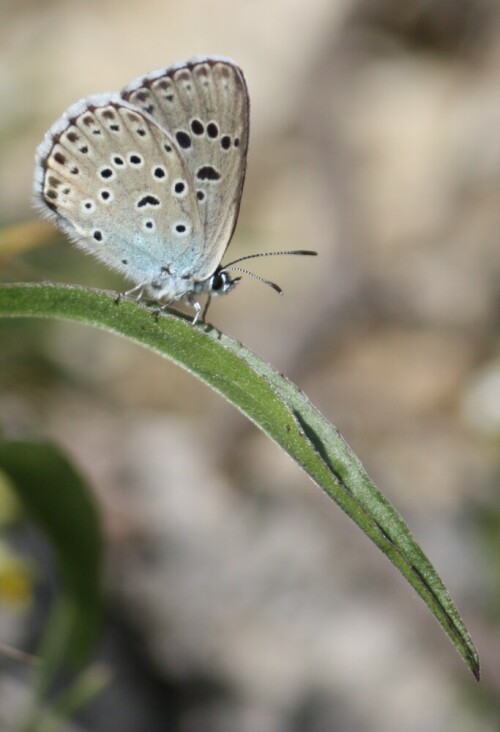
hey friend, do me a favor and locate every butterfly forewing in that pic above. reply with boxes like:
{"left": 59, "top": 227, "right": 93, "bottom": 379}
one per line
{"left": 122, "top": 57, "right": 249, "bottom": 277}
{"left": 36, "top": 97, "right": 204, "bottom": 284}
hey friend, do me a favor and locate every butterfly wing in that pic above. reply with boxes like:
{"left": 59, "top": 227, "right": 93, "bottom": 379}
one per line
{"left": 121, "top": 56, "right": 249, "bottom": 278}
{"left": 34, "top": 95, "right": 205, "bottom": 290}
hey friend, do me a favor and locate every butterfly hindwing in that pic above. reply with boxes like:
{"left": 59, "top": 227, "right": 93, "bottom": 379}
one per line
{"left": 34, "top": 96, "right": 204, "bottom": 284}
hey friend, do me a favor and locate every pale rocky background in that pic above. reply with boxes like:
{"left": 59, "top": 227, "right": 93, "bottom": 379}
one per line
{"left": 1, "top": 0, "right": 500, "bottom": 730}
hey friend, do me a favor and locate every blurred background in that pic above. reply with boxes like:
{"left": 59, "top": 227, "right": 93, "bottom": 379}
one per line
{"left": 1, "top": 0, "right": 500, "bottom": 729}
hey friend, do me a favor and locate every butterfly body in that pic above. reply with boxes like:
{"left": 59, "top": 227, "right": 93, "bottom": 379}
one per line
{"left": 34, "top": 56, "right": 249, "bottom": 315}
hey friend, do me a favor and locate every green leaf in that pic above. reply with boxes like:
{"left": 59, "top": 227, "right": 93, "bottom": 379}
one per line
{"left": 0, "top": 282, "right": 480, "bottom": 679}
{"left": 0, "top": 437, "right": 103, "bottom": 668}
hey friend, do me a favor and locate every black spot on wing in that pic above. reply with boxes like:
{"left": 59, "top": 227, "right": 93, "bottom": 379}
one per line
{"left": 196, "top": 166, "right": 221, "bottom": 181}
{"left": 137, "top": 194, "right": 160, "bottom": 208}
{"left": 175, "top": 131, "right": 192, "bottom": 149}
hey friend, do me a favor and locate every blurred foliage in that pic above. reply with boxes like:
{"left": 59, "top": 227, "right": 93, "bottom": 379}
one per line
{"left": 473, "top": 493, "right": 500, "bottom": 621}
{"left": 0, "top": 540, "right": 35, "bottom": 609}
{"left": 0, "top": 438, "right": 106, "bottom": 729}
{"left": 0, "top": 440, "right": 103, "bottom": 664}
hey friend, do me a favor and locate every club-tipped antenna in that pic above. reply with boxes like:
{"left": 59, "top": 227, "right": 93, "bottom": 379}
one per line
{"left": 226, "top": 266, "right": 283, "bottom": 294}
{"left": 223, "top": 249, "right": 317, "bottom": 269}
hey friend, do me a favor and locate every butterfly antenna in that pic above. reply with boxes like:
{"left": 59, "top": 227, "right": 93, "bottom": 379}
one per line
{"left": 226, "top": 266, "right": 283, "bottom": 294}
{"left": 223, "top": 249, "right": 317, "bottom": 268}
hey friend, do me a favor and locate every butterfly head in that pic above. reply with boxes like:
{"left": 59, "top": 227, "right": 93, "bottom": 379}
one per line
{"left": 208, "top": 266, "right": 241, "bottom": 297}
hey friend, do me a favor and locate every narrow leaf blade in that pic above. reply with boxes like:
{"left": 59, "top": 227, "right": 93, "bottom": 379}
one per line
{"left": 0, "top": 282, "right": 479, "bottom": 679}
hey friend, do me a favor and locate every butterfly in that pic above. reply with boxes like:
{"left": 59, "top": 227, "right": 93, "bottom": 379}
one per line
{"left": 34, "top": 56, "right": 316, "bottom": 323}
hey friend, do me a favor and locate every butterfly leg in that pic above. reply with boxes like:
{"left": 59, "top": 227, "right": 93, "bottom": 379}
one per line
{"left": 152, "top": 300, "right": 174, "bottom": 319}
{"left": 116, "top": 282, "right": 147, "bottom": 305}
{"left": 186, "top": 295, "right": 203, "bottom": 325}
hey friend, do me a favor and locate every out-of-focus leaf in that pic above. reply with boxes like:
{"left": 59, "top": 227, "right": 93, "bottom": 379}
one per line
{"left": 0, "top": 439, "right": 102, "bottom": 665}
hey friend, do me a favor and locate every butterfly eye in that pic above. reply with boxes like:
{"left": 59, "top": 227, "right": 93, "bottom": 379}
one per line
{"left": 210, "top": 270, "right": 239, "bottom": 295}
{"left": 210, "top": 271, "right": 226, "bottom": 291}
